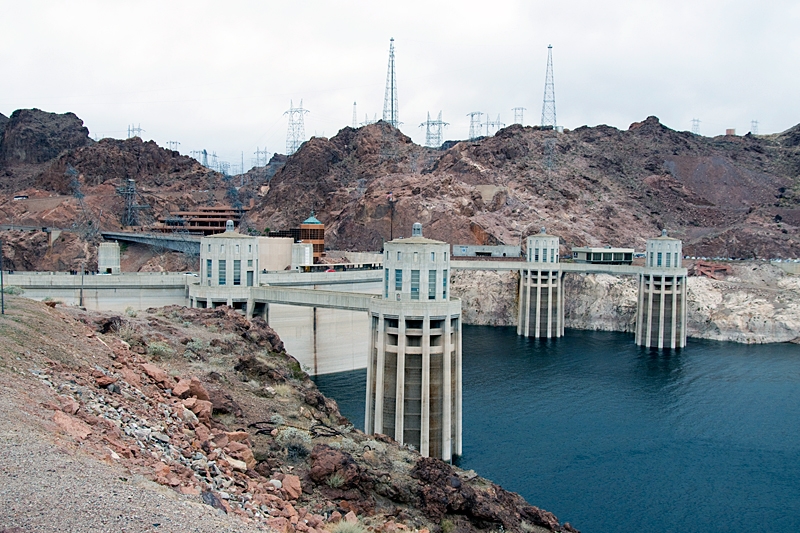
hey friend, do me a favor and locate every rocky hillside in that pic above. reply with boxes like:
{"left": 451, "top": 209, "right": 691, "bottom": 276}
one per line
{"left": 253, "top": 118, "right": 800, "bottom": 259}
{"left": 0, "top": 297, "right": 577, "bottom": 533}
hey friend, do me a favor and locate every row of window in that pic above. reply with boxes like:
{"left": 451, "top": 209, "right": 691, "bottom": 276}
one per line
{"left": 529, "top": 247, "right": 558, "bottom": 263}
{"left": 385, "top": 269, "right": 448, "bottom": 300}
{"left": 387, "top": 250, "right": 448, "bottom": 262}
{"left": 650, "top": 252, "right": 679, "bottom": 268}
{"left": 206, "top": 259, "right": 255, "bottom": 286}
{"left": 206, "top": 243, "right": 253, "bottom": 254}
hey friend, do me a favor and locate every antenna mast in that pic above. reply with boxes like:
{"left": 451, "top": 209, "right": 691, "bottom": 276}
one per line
{"left": 541, "top": 45, "right": 557, "bottom": 129}
{"left": 382, "top": 38, "right": 399, "bottom": 128}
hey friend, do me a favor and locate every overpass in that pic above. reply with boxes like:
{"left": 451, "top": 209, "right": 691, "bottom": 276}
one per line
{"left": 100, "top": 231, "right": 201, "bottom": 254}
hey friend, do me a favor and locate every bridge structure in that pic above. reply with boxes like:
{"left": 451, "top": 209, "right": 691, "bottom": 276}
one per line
{"left": 100, "top": 231, "right": 201, "bottom": 255}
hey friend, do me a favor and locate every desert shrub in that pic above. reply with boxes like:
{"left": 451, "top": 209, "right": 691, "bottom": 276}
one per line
{"left": 147, "top": 341, "right": 175, "bottom": 358}
{"left": 124, "top": 306, "right": 137, "bottom": 317}
{"left": 326, "top": 472, "right": 345, "bottom": 489}
{"left": 2, "top": 286, "right": 24, "bottom": 295}
{"left": 288, "top": 360, "right": 306, "bottom": 380}
{"left": 273, "top": 383, "right": 294, "bottom": 397}
{"left": 276, "top": 427, "right": 312, "bottom": 460}
{"left": 331, "top": 521, "right": 366, "bottom": 533}
{"left": 362, "top": 439, "right": 387, "bottom": 455}
{"left": 269, "top": 413, "right": 285, "bottom": 426}
{"left": 114, "top": 322, "right": 138, "bottom": 344}
{"left": 186, "top": 339, "right": 208, "bottom": 353}
{"left": 441, "top": 519, "right": 455, "bottom": 533}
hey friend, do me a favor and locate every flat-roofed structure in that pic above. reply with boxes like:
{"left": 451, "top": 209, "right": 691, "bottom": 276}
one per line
{"left": 452, "top": 244, "right": 521, "bottom": 258}
{"left": 572, "top": 246, "right": 634, "bottom": 265}
{"left": 155, "top": 205, "right": 250, "bottom": 235}
{"left": 366, "top": 223, "right": 462, "bottom": 461}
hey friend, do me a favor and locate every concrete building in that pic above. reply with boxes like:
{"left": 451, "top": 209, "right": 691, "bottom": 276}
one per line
{"left": 300, "top": 214, "right": 325, "bottom": 262}
{"left": 635, "top": 230, "right": 687, "bottom": 349}
{"left": 572, "top": 246, "right": 634, "bottom": 265}
{"left": 98, "top": 242, "right": 121, "bottom": 274}
{"left": 518, "top": 228, "right": 564, "bottom": 338}
{"left": 452, "top": 244, "right": 521, "bottom": 258}
{"left": 200, "top": 221, "right": 259, "bottom": 288}
{"left": 365, "top": 223, "right": 462, "bottom": 461}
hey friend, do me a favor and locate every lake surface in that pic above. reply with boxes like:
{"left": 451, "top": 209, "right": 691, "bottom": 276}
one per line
{"left": 313, "top": 327, "right": 800, "bottom": 533}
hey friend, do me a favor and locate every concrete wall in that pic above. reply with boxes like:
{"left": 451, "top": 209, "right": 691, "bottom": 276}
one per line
{"left": 258, "top": 237, "right": 294, "bottom": 271}
{"left": 8, "top": 272, "right": 188, "bottom": 312}
{"left": 772, "top": 261, "right": 800, "bottom": 275}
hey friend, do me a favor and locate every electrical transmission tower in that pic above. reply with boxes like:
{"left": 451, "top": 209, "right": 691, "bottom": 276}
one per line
{"left": 167, "top": 141, "right": 180, "bottom": 151}
{"left": 467, "top": 112, "right": 484, "bottom": 140}
{"left": 419, "top": 111, "right": 449, "bottom": 148}
{"left": 361, "top": 113, "right": 378, "bottom": 126}
{"left": 691, "top": 118, "right": 701, "bottom": 135}
{"left": 751, "top": 120, "right": 759, "bottom": 135}
{"left": 382, "top": 38, "right": 399, "bottom": 128}
{"left": 127, "top": 124, "right": 144, "bottom": 138}
{"left": 352, "top": 102, "right": 358, "bottom": 128}
{"left": 513, "top": 107, "right": 526, "bottom": 125}
{"left": 484, "top": 114, "right": 505, "bottom": 137}
{"left": 541, "top": 45, "right": 557, "bottom": 129}
{"left": 254, "top": 147, "right": 269, "bottom": 167}
{"left": 284, "top": 99, "right": 309, "bottom": 155}
{"left": 115, "top": 179, "right": 151, "bottom": 227}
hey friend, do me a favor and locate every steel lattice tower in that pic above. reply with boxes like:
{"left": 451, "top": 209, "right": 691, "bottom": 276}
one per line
{"left": 691, "top": 118, "right": 701, "bottom": 135}
{"left": 383, "top": 38, "right": 399, "bottom": 128}
{"left": 467, "top": 112, "right": 484, "bottom": 140}
{"left": 751, "top": 120, "right": 759, "bottom": 135}
{"left": 353, "top": 102, "right": 358, "bottom": 128}
{"left": 484, "top": 114, "right": 505, "bottom": 137}
{"left": 419, "top": 111, "right": 449, "bottom": 147}
{"left": 284, "top": 99, "right": 309, "bottom": 155}
{"left": 512, "top": 107, "right": 526, "bottom": 125}
{"left": 541, "top": 45, "right": 557, "bottom": 129}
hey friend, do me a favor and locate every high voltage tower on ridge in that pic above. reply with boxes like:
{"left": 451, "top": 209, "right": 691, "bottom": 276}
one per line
{"left": 691, "top": 118, "right": 701, "bottom": 135}
{"left": 253, "top": 147, "right": 269, "bottom": 167}
{"left": 127, "top": 124, "right": 144, "bottom": 138}
{"left": 419, "top": 111, "right": 449, "bottom": 147}
{"left": 751, "top": 120, "right": 759, "bottom": 135}
{"left": 467, "top": 112, "right": 484, "bottom": 140}
{"left": 284, "top": 99, "right": 309, "bottom": 155}
{"left": 166, "top": 141, "right": 180, "bottom": 151}
{"left": 361, "top": 114, "right": 378, "bottom": 126}
{"left": 541, "top": 45, "right": 557, "bottom": 129}
{"left": 352, "top": 102, "right": 358, "bottom": 128}
{"left": 484, "top": 114, "right": 505, "bottom": 137}
{"left": 513, "top": 107, "right": 526, "bottom": 125}
{"left": 383, "top": 38, "right": 399, "bottom": 128}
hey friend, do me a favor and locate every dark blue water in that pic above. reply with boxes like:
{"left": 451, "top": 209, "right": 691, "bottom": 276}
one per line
{"left": 313, "top": 327, "right": 800, "bottom": 533}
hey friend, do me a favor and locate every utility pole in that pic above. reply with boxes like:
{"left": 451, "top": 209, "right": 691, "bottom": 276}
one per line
{"left": 284, "top": 100, "right": 310, "bottom": 155}
{"left": 467, "top": 112, "right": 484, "bottom": 140}
{"left": 419, "top": 111, "right": 449, "bottom": 147}
{"left": 382, "top": 38, "right": 399, "bottom": 128}
{"left": 512, "top": 107, "right": 526, "bottom": 125}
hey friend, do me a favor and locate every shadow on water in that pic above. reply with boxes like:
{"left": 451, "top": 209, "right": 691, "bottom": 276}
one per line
{"left": 314, "top": 325, "right": 800, "bottom": 533}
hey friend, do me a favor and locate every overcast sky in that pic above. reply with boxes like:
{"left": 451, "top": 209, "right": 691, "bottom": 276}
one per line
{"left": 2, "top": 1, "right": 799, "bottom": 173}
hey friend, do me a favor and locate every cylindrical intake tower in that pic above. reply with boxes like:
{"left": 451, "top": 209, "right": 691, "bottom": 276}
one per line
{"left": 518, "top": 228, "right": 564, "bottom": 338}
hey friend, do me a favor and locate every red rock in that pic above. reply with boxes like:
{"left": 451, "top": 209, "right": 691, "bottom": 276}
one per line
{"left": 195, "top": 423, "right": 210, "bottom": 442}
{"left": 328, "top": 511, "right": 342, "bottom": 523}
{"left": 189, "top": 399, "right": 212, "bottom": 423}
{"left": 179, "top": 485, "right": 200, "bottom": 495}
{"left": 182, "top": 397, "right": 197, "bottom": 409}
{"left": 118, "top": 367, "right": 141, "bottom": 388}
{"left": 53, "top": 410, "right": 92, "bottom": 440}
{"left": 283, "top": 474, "right": 302, "bottom": 500}
{"left": 226, "top": 430, "right": 250, "bottom": 442}
{"left": 267, "top": 517, "right": 291, "bottom": 533}
{"left": 309, "top": 444, "right": 360, "bottom": 487}
{"left": 58, "top": 396, "right": 79, "bottom": 415}
{"left": 172, "top": 378, "right": 191, "bottom": 397}
{"left": 344, "top": 511, "right": 357, "bottom": 524}
{"left": 187, "top": 377, "right": 210, "bottom": 401}
{"left": 141, "top": 363, "right": 171, "bottom": 387}
{"left": 95, "top": 375, "right": 117, "bottom": 387}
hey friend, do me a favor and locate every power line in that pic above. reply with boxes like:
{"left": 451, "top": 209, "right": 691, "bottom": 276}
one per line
{"left": 512, "top": 107, "right": 526, "bottom": 125}
{"left": 382, "top": 38, "right": 399, "bottom": 128}
{"left": 467, "top": 111, "right": 484, "bottom": 140}
{"left": 284, "top": 99, "right": 309, "bottom": 155}
{"left": 419, "top": 111, "right": 449, "bottom": 147}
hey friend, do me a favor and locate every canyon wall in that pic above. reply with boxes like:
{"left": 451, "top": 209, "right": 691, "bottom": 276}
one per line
{"left": 450, "top": 263, "right": 800, "bottom": 344}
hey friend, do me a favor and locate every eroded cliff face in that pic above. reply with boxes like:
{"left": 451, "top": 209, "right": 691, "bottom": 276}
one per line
{"left": 450, "top": 263, "right": 800, "bottom": 344}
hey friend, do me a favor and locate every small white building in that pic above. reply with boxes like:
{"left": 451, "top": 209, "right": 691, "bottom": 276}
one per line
{"left": 98, "top": 242, "right": 121, "bottom": 274}
{"left": 200, "top": 221, "right": 259, "bottom": 287}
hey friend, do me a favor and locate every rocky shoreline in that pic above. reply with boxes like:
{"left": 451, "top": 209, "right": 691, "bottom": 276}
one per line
{"left": 451, "top": 261, "right": 800, "bottom": 344}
